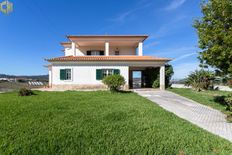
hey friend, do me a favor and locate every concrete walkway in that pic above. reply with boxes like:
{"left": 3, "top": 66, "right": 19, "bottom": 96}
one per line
{"left": 134, "top": 89, "right": 232, "bottom": 142}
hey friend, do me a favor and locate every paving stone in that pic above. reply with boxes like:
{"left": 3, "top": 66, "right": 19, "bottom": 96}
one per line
{"left": 135, "top": 90, "right": 232, "bottom": 142}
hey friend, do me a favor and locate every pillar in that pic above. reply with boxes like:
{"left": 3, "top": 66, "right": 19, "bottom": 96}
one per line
{"left": 160, "top": 65, "right": 165, "bottom": 90}
{"left": 71, "top": 42, "right": 76, "bottom": 56}
{"left": 138, "top": 42, "right": 143, "bottom": 56}
{"left": 48, "top": 68, "right": 52, "bottom": 88}
{"left": 105, "top": 42, "right": 109, "bottom": 56}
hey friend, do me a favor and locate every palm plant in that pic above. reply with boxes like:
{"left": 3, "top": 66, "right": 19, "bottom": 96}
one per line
{"left": 185, "top": 70, "right": 215, "bottom": 91}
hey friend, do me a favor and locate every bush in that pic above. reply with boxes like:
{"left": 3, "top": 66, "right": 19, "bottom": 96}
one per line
{"left": 18, "top": 88, "right": 34, "bottom": 96}
{"left": 102, "top": 75, "right": 125, "bottom": 92}
{"left": 228, "top": 80, "right": 232, "bottom": 88}
{"left": 225, "top": 94, "right": 232, "bottom": 111}
{"left": 145, "top": 65, "right": 174, "bottom": 89}
{"left": 152, "top": 80, "right": 159, "bottom": 88}
{"left": 185, "top": 70, "right": 215, "bottom": 91}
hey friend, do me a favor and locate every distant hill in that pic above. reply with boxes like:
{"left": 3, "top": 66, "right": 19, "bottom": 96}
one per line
{"left": 0, "top": 74, "right": 48, "bottom": 80}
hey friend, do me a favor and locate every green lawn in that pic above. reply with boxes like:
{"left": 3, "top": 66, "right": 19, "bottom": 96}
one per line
{"left": 1, "top": 91, "right": 232, "bottom": 154}
{"left": 169, "top": 88, "right": 231, "bottom": 113}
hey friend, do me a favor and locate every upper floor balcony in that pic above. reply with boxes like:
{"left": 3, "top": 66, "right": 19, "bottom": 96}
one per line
{"left": 61, "top": 35, "right": 148, "bottom": 57}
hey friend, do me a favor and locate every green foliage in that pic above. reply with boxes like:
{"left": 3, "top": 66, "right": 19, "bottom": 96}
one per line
{"left": 225, "top": 94, "right": 232, "bottom": 111}
{"left": 194, "top": 0, "right": 232, "bottom": 75}
{"left": 1, "top": 91, "right": 232, "bottom": 154}
{"left": 145, "top": 65, "right": 174, "bottom": 89}
{"left": 18, "top": 88, "right": 34, "bottom": 96}
{"left": 102, "top": 74, "right": 125, "bottom": 92}
{"left": 152, "top": 80, "right": 160, "bottom": 88}
{"left": 228, "top": 80, "right": 232, "bottom": 88}
{"left": 165, "top": 64, "right": 174, "bottom": 88}
{"left": 185, "top": 70, "right": 215, "bottom": 91}
{"left": 143, "top": 68, "right": 159, "bottom": 87}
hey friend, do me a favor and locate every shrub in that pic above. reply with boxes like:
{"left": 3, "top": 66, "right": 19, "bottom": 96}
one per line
{"left": 145, "top": 64, "right": 174, "bottom": 89}
{"left": 225, "top": 94, "right": 232, "bottom": 111}
{"left": 18, "top": 88, "right": 34, "bottom": 96}
{"left": 152, "top": 80, "right": 159, "bottom": 88}
{"left": 228, "top": 80, "right": 232, "bottom": 88}
{"left": 185, "top": 70, "right": 215, "bottom": 91}
{"left": 102, "top": 74, "right": 125, "bottom": 92}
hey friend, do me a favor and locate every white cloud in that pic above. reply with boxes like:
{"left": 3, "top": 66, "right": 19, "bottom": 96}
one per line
{"left": 172, "top": 52, "right": 197, "bottom": 62}
{"left": 109, "top": 2, "right": 152, "bottom": 22}
{"left": 144, "top": 41, "right": 160, "bottom": 49}
{"left": 150, "top": 15, "right": 187, "bottom": 39}
{"left": 148, "top": 46, "right": 197, "bottom": 58}
{"left": 172, "top": 62, "right": 199, "bottom": 79}
{"left": 165, "top": 0, "right": 187, "bottom": 11}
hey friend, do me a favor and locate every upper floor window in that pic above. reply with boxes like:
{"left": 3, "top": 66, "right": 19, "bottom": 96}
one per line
{"left": 87, "top": 50, "right": 104, "bottom": 56}
{"left": 115, "top": 51, "right": 120, "bottom": 55}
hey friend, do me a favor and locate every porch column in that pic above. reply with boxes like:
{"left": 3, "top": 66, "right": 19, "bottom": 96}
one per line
{"left": 105, "top": 42, "right": 109, "bottom": 56}
{"left": 160, "top": 65, "right": 165, "bottom": 90}
{"left": 48, "top": 67, "right": 52, "bottom": 88}
{"left": 138, "top": 42, "right": 143, "bottom": 56}
{"left": 71, "top": 42, "right": 76, "bottom": 56}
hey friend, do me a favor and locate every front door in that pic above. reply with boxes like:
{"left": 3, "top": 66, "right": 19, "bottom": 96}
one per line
{"left": 132, "top": 71, "right": 142, "bottom": 89}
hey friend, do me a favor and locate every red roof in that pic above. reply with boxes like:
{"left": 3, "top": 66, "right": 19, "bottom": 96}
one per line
{"left": 46, "top": 56, "right": 172, "bottom": 62}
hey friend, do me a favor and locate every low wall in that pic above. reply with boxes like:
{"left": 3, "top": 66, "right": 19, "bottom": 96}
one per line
{"left": 51, "top": 84, "right": 129, "bottom": 91}
{"left": 171, "top": 84, "right": 232, "bottom": 92}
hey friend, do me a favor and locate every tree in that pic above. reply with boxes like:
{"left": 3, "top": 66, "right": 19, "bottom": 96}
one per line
{"left": 194, "top": 0, "right": 232, "bottom": 75}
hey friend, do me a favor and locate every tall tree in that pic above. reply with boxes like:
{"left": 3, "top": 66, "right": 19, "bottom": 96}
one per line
{"left": 194, "top": 0, "right": 232, "bottom": 75}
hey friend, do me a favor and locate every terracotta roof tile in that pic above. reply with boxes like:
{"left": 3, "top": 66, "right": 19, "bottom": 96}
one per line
{"left": 46, "top": 56, "right": 172, "bottom": 62}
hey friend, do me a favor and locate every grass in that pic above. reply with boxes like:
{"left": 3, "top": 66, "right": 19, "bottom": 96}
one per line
{"left": 1, "top": 91, "right": 232, "bottom": 154}
{"left": 169, "top": 88, "right": 231, "bottom": 113}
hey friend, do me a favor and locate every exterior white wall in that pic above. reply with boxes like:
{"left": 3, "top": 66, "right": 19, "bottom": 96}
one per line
{"left": 51, "top": 65, "right": 129, "bottom": 86}
{"left": 109, "top": 46, "right": 136, "bottom": 55}
{"left": 64, "top": 47, "right": 74, "bottom": 56}
{"left": 68, "top": 46, "right": 136, "bottom": 56}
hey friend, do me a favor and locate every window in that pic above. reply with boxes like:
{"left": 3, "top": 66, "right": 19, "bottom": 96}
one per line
{"left": 87, "top": 51, "right": 104, "bottom": 56}
{"left": 115, "top": 51, "right": 120, "bottom": 55}
{"left": 96, "top": 69, "right": 120, "bottom": 80}
{"left": 102, "top": 69, "right": 114, "bottom": 78}
{"left": 60, "top": 69, "right": 72, "bottom": 80}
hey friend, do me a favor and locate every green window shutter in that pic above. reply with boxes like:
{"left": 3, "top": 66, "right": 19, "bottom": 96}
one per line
{"left": 96, "top": 69, "right": 103, "bottom": 80}
{"left": 114, "top": 69, "right": 120, "bottom": 75}
{"left": 60, "top": 69, "right": 66, "bottom": 80}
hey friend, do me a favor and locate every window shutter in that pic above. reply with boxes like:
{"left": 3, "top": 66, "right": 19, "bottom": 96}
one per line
{"left": 60, "top": 69, "right": 66, "bottom": 80}
{"left": 87, "top": 51, "right": 91, "bottom": 55}
{"left": 100, "top": 51, "right": 104, "bottom": 55}
{"left": 113, "top": 69, "right": 120, "bottom": 75}
{"left": 96, "top": 69, "right": 103, "bottom": 80}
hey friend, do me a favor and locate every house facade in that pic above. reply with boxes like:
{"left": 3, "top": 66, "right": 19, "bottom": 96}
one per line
{"left": 46, "top": 35, "right": 171, "bottom": 90}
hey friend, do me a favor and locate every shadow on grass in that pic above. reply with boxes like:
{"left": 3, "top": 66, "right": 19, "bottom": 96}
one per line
{"left": 116, "top": 90, "right": 133, "bottom": 94}
{"left": 213, "top": 96, "right": 227, "bottom": 106}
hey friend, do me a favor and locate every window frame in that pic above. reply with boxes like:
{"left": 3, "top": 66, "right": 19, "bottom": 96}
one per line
{"left": 60, "top": 68, "right": 72, "bottom": 81}
{"left": 96, "top": 69, "right": 120, "bottom": 80}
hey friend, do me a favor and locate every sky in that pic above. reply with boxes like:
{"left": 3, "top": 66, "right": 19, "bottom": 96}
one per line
{"left": 0, "top": 0, "right": 202, "bottom": 79}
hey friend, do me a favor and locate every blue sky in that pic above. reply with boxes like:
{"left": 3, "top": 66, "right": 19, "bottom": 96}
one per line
{"left": 0, "top": 0, "right": 202, "bottom": 79}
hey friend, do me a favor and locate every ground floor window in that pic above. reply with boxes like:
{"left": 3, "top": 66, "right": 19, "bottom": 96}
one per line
{"left": 96, "top": 69, "right": 120, "bottom": 80}
{"left": 102, "top": 69, "right": 114, "bottom": 78}
{"left": 60, "top": 69, "right": 72, "bottom": 80}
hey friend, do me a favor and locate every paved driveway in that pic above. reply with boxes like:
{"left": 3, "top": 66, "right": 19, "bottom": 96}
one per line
{"left": 134, "top": 89, "right": 232, "bottom": 142}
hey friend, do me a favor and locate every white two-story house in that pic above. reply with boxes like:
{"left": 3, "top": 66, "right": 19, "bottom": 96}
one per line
{"left": 46, "top": 35, "right": 171, "bottom": 90}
